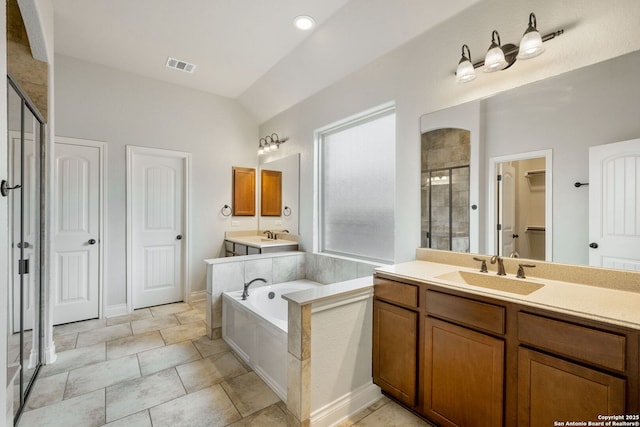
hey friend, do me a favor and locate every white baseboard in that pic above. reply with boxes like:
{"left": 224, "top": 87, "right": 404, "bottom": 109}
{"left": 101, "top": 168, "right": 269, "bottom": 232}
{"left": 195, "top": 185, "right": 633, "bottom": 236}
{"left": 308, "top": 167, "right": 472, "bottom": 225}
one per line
{"left": 104, "top": 303, "right": 128, "bottom": 318}
{"left": 190, "top": 290, "right": 207, "bottom": 302}
{"left": 310, "top": 382, "right": 381, "bottom": 427}
{"left": 44, "top": 340, "right": 57, "bottom": 364}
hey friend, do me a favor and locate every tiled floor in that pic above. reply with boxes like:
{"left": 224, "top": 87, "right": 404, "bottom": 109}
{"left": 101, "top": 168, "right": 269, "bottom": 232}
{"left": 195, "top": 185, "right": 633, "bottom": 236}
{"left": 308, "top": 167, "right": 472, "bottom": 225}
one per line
{"left": 17, "top": 301, "right": 431, "bottom": 427}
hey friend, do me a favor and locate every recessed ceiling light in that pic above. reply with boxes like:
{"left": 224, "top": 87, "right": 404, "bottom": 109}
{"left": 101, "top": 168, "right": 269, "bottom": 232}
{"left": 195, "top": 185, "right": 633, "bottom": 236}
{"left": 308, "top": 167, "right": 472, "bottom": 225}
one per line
{"left": 293, "top": 15, "right": 315, "bottom": 31}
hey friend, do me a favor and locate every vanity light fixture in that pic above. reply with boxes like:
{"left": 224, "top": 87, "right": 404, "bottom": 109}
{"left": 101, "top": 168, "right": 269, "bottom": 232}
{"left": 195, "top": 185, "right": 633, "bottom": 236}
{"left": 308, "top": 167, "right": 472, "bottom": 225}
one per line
{"left": 456, "top": 45, "right": 476, "bottom": 83}
{"left": 455, "top": 12, "right": 563, "bottom": 83}
{"left": 258, "top": 133, "right": 289, "bottom": 155}
{"left": 517, "top": 13, "right": 544, "bottom": 59}
{"left": 484, "top": 30, "right": 509, "bottom": 72}
{"left": 294, "top": 15, "right": 315, "bottom": 31}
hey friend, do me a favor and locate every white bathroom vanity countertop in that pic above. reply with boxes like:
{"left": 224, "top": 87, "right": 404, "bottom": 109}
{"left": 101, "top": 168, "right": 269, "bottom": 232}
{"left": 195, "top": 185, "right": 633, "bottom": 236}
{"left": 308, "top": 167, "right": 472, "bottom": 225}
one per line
{"left": 375, "top": 260, "right": 640, "bottom": 330}
{"left": 225, "top": 235, "right": 298, "bottom": 249}
{"left": 282, "top": 277, "right": 373, "bottom": 306}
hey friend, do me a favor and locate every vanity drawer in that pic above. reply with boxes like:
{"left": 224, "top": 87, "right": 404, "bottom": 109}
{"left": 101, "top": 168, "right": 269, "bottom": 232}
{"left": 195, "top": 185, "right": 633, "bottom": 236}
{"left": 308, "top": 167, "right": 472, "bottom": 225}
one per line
{"left": 374, "top": 278, "right": 418, "bottom": 308}
{"left": 518, "top": 312, "right": 626, "bottom": 372}
{"left": 426, "top": 290, "right": 505, "bottom": 335}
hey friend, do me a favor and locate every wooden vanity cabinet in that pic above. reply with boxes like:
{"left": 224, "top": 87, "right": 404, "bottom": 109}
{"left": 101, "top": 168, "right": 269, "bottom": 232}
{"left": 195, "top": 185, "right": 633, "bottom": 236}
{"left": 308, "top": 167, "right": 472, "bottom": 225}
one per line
{"left": 424, "top": 291, "right": 505, "bottom": 427}
{"left": 373, "top": 272, "right": 639, "bottom": 427}
{"left": 517, "top": 312, "right": 630, "bottom": 426}
{"left": 373, "top": 278, "right": 419, "bottom": 407}
{"left": 424, "top": 317, "right": 504, "bottom": 427}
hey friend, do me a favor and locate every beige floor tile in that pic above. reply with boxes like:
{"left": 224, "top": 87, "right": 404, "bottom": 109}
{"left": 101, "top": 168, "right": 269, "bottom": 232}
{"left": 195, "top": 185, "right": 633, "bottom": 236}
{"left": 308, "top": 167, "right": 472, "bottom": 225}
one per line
{"left": 228, "top": 404, "right": 288, "bottom": 427}
{"left": 138, "top": 341, "right": 201, "bottom": 376}
{"left": 192, "top": 336, "right": 231, "bottom": 358}
{"left": 130, "top": 315, "right": 180, "bottom": 335}
{"left": 64, "top": 354, "right": 140, "bottom": 399}
{"left": 19, "top": 388, "right": 105, "bottom": 427}
{"left": 107, "top": 330, "right": 165, "bottom": 360}
{"left": 336, "top": 407, "right": 372, "bottom": 427}
{"left": 105, "top": 368, "right": 186, "bottom": 422}
{"left": 103, "top": 410, "right": 152, "bottom": 427}
{"left": 175, "top": 309, "right": 206, "bottom": 324}
{"left": 190, "top": 300, "right": 207, "bottom": 311}
{"left": 367, "top": 395, "right": 390, "bottom": 411}
{"left": 107, "top": 308, "right": 153, "bottom": 326}
{"left": 221, "top": 372, "right": 281, "bottom": 417}
{"left": 354, "top": 401, "right": 432, "bottom": 426}
{"left": 39, "top": 342, "right": 106, "bottom": 378}
{"left": 76, "top": 323, "right": 132, "bottom": 348}
{"left": 149, "top": 384, "right": 241, "bottom": 427}
{"left": 159, "top": 320, "right": 206, "bottom": 345}
{"left": 176, "top": 352, "right": 247, "bottom": 393}
{"left": 149, "top": 302, "right": 192, "bottom": 317}
{"left": 53, "top": 332, "right": 78, "bottom": 352}
{"left": 53, "top": 318, "right": 107, "bottom": 336}
{"left": 25, "top": 372, "right": 68, "bottom": 411}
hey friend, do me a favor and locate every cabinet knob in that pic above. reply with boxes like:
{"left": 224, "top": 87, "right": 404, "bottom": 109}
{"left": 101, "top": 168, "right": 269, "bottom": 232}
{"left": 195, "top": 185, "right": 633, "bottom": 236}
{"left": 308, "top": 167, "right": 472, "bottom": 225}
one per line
{"left": 589, "top": 242, "right": 598, "bottom": 249}
{"left": 88, "top": 239, "right": 97, "bottom": 245}
{"left": 176, "top": 235, "right": 183, "bottom": 240}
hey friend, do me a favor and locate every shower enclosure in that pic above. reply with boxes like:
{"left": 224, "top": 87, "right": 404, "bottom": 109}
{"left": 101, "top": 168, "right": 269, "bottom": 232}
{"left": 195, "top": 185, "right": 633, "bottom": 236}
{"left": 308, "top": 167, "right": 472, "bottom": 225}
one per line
{"left": 5, "top": 75, "right": 45, "bottom": 422}
{"left": 421, "top": 128, "right": 470, "bottom": 252}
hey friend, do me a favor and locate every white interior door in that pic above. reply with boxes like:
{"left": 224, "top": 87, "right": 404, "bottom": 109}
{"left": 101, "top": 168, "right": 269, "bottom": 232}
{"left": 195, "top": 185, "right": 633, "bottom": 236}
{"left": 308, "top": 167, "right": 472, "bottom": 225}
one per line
{"left": 10, "top": 133, "right": 36, "bottom": 332}
{"left": 53, "top": 142, "right": 101, "bottom": 325}
{"left": 129, "top": 147, "right": 186, "bottom": 309}
{"left": 498, "top": 163, "right": 516, "bottom": 257}
{"left": 589, "top": 138, "right": 640, "bottom": 270}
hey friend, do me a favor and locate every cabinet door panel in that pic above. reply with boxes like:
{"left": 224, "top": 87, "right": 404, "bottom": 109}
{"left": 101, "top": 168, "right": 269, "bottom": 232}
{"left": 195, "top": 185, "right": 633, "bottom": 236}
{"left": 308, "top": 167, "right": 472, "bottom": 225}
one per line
{"left": 518, "top": 347, "right": 625, "bottom": 427}
{"left": 373, "top": 300, "right": 417, "bottom": 407}
{"left": 424, "top": 317, "right": 504, "bottom": 427}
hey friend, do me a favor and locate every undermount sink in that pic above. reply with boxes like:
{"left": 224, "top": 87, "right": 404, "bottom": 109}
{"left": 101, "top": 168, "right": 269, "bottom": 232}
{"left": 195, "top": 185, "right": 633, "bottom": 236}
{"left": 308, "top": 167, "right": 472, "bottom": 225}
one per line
{"left": 435, "top": 270, "right": 544, "bottom": 295}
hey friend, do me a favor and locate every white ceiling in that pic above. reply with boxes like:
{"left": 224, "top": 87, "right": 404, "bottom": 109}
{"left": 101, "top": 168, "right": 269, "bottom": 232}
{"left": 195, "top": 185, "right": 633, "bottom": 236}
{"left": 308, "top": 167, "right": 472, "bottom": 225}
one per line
{"left": 53, "top": 0, "right": 481, "bottom": 123}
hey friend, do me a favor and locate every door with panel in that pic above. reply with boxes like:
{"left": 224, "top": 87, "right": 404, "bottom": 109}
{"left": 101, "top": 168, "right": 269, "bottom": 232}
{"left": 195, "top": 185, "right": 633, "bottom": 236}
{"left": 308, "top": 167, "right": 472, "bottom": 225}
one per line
{"left": 52, "top": 141, "right": 101, "bottom": 325}
{"left": 589, "top": 138, "right": 640, "bottom": 270}
{"left": 498, "top": 163, "right": 516, "bottom": 257}
{"left": 128, "top": 147, "right": 187, "bottom": 309}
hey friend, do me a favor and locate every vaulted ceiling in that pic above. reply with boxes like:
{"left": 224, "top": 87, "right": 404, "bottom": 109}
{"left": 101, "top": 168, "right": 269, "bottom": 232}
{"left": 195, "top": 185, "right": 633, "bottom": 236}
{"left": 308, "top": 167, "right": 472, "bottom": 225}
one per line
{"left": 53, "top": 0, "right": 481, "bottom": 123}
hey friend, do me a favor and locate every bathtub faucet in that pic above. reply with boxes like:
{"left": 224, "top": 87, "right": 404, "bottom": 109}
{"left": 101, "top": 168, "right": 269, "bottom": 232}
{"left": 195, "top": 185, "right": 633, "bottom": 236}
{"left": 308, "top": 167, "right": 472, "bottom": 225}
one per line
{"left": 242, "top": 278, "right": 267, "bottom": 300}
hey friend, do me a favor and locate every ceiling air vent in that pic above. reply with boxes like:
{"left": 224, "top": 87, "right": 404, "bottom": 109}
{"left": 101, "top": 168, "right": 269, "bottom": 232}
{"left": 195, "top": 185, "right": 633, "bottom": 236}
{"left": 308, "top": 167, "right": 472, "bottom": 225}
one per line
{"left": 165, "top": 57, "right": 196, "bottom": 74}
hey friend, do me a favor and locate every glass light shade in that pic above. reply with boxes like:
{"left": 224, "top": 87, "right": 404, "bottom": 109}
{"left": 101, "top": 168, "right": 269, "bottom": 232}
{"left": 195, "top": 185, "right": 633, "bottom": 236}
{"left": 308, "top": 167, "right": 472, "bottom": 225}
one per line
{"left": 456, "top": 59, "right": 476, "bottom": 83}
{"left": 518, "top": 30, "right": 545, "bottom": 59}
{"left": 484, "top": 46, "right": 507, "bottom": 72}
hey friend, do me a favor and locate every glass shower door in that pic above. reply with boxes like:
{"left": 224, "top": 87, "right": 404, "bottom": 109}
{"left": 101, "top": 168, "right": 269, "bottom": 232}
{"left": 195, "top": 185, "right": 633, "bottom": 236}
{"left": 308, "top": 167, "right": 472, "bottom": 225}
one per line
{"left": 6, "top": 76, "right": 44, "bottom": 422}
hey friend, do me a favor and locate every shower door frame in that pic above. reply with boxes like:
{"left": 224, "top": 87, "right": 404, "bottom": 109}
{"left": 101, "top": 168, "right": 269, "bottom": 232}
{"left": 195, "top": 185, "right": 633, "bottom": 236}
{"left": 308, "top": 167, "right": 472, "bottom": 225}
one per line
{"left": 7, "top": 74, "right": 46, "bottom": 423}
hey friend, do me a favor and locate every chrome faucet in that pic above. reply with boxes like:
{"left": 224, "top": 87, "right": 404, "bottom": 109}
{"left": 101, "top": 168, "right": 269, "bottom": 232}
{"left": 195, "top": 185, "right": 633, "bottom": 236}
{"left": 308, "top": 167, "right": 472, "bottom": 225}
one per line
{"left": 274, "top": 229, "right": 289, "bottom": 239}
{"left": 490, "top": 255, "right": 506, "bottom": 276}
{"left": 242, "top": 277, "right": 267, "bottom": 300}
{"left": 263, "top": 230, "right": 274, "bottom": 239}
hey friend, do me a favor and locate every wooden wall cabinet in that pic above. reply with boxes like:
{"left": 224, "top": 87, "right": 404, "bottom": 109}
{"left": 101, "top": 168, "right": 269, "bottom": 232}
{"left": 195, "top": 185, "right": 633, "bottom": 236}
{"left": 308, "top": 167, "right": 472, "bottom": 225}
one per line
{"left": 260, "top": 169, "right": 282, "bottom": 216}
{"left": 232, "top": 166, "right": 255, "bottom": 216}
{"left": 372, "top": 274, "right": 638, "bottom": 427}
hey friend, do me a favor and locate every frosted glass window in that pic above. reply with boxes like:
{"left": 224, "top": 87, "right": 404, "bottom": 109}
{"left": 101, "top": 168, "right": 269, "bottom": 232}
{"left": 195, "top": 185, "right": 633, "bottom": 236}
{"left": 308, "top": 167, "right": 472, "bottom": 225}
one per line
{"left": 319, "top": 110, "right": 395, "bottom": 262}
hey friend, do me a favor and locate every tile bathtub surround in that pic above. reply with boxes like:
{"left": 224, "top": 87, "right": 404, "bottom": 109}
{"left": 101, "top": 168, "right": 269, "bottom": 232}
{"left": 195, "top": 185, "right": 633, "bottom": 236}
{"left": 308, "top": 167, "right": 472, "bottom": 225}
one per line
{"left": 16, "top": 301, "right": 410, "bottom": 427}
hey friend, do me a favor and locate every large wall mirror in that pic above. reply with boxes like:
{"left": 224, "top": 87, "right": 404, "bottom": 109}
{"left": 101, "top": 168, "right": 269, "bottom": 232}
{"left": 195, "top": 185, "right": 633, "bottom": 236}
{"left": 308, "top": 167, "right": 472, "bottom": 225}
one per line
{"left": 259, "top": 153, "right": 300, "bottom": 234}
{"left": 420, "top": 50, "right": 640, "bottom": 268}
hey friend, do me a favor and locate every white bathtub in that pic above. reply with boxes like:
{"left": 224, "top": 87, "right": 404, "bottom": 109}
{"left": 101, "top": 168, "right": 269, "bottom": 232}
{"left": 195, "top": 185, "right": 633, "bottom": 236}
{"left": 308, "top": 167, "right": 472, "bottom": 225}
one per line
{"left": 222, "top": 279, "right": 320, "bottom": 401}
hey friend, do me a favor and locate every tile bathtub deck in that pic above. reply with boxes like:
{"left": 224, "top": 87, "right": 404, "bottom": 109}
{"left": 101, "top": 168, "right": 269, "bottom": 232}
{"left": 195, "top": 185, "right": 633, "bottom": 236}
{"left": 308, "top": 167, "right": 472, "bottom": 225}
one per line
{"left": 17, "top": 301, "right": 432, "bottom": 427}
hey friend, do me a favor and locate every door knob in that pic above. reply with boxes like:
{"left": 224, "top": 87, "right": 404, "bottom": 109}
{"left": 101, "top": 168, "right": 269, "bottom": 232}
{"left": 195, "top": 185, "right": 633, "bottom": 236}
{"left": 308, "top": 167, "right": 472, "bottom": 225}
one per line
{"left": 16, "top": 242, "right": 30, "bottom": 249}
{"left": 88, "top": 239, "right": 97, "bottom": 245}
{"left": 589, "top": 242, "right": 598, "bottom": 249}
{"left": 176, "top": 235, "right": 183, "bottom": 240}
{"left": 512, "top": 234, "right": 519, "bottom": 239}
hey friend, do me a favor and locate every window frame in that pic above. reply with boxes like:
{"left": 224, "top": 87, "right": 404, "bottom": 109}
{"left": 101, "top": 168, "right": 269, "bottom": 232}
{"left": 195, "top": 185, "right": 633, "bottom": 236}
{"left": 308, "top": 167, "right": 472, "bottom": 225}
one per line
{"left": 314, "top": 102, "right": 396, "bottom": 263}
